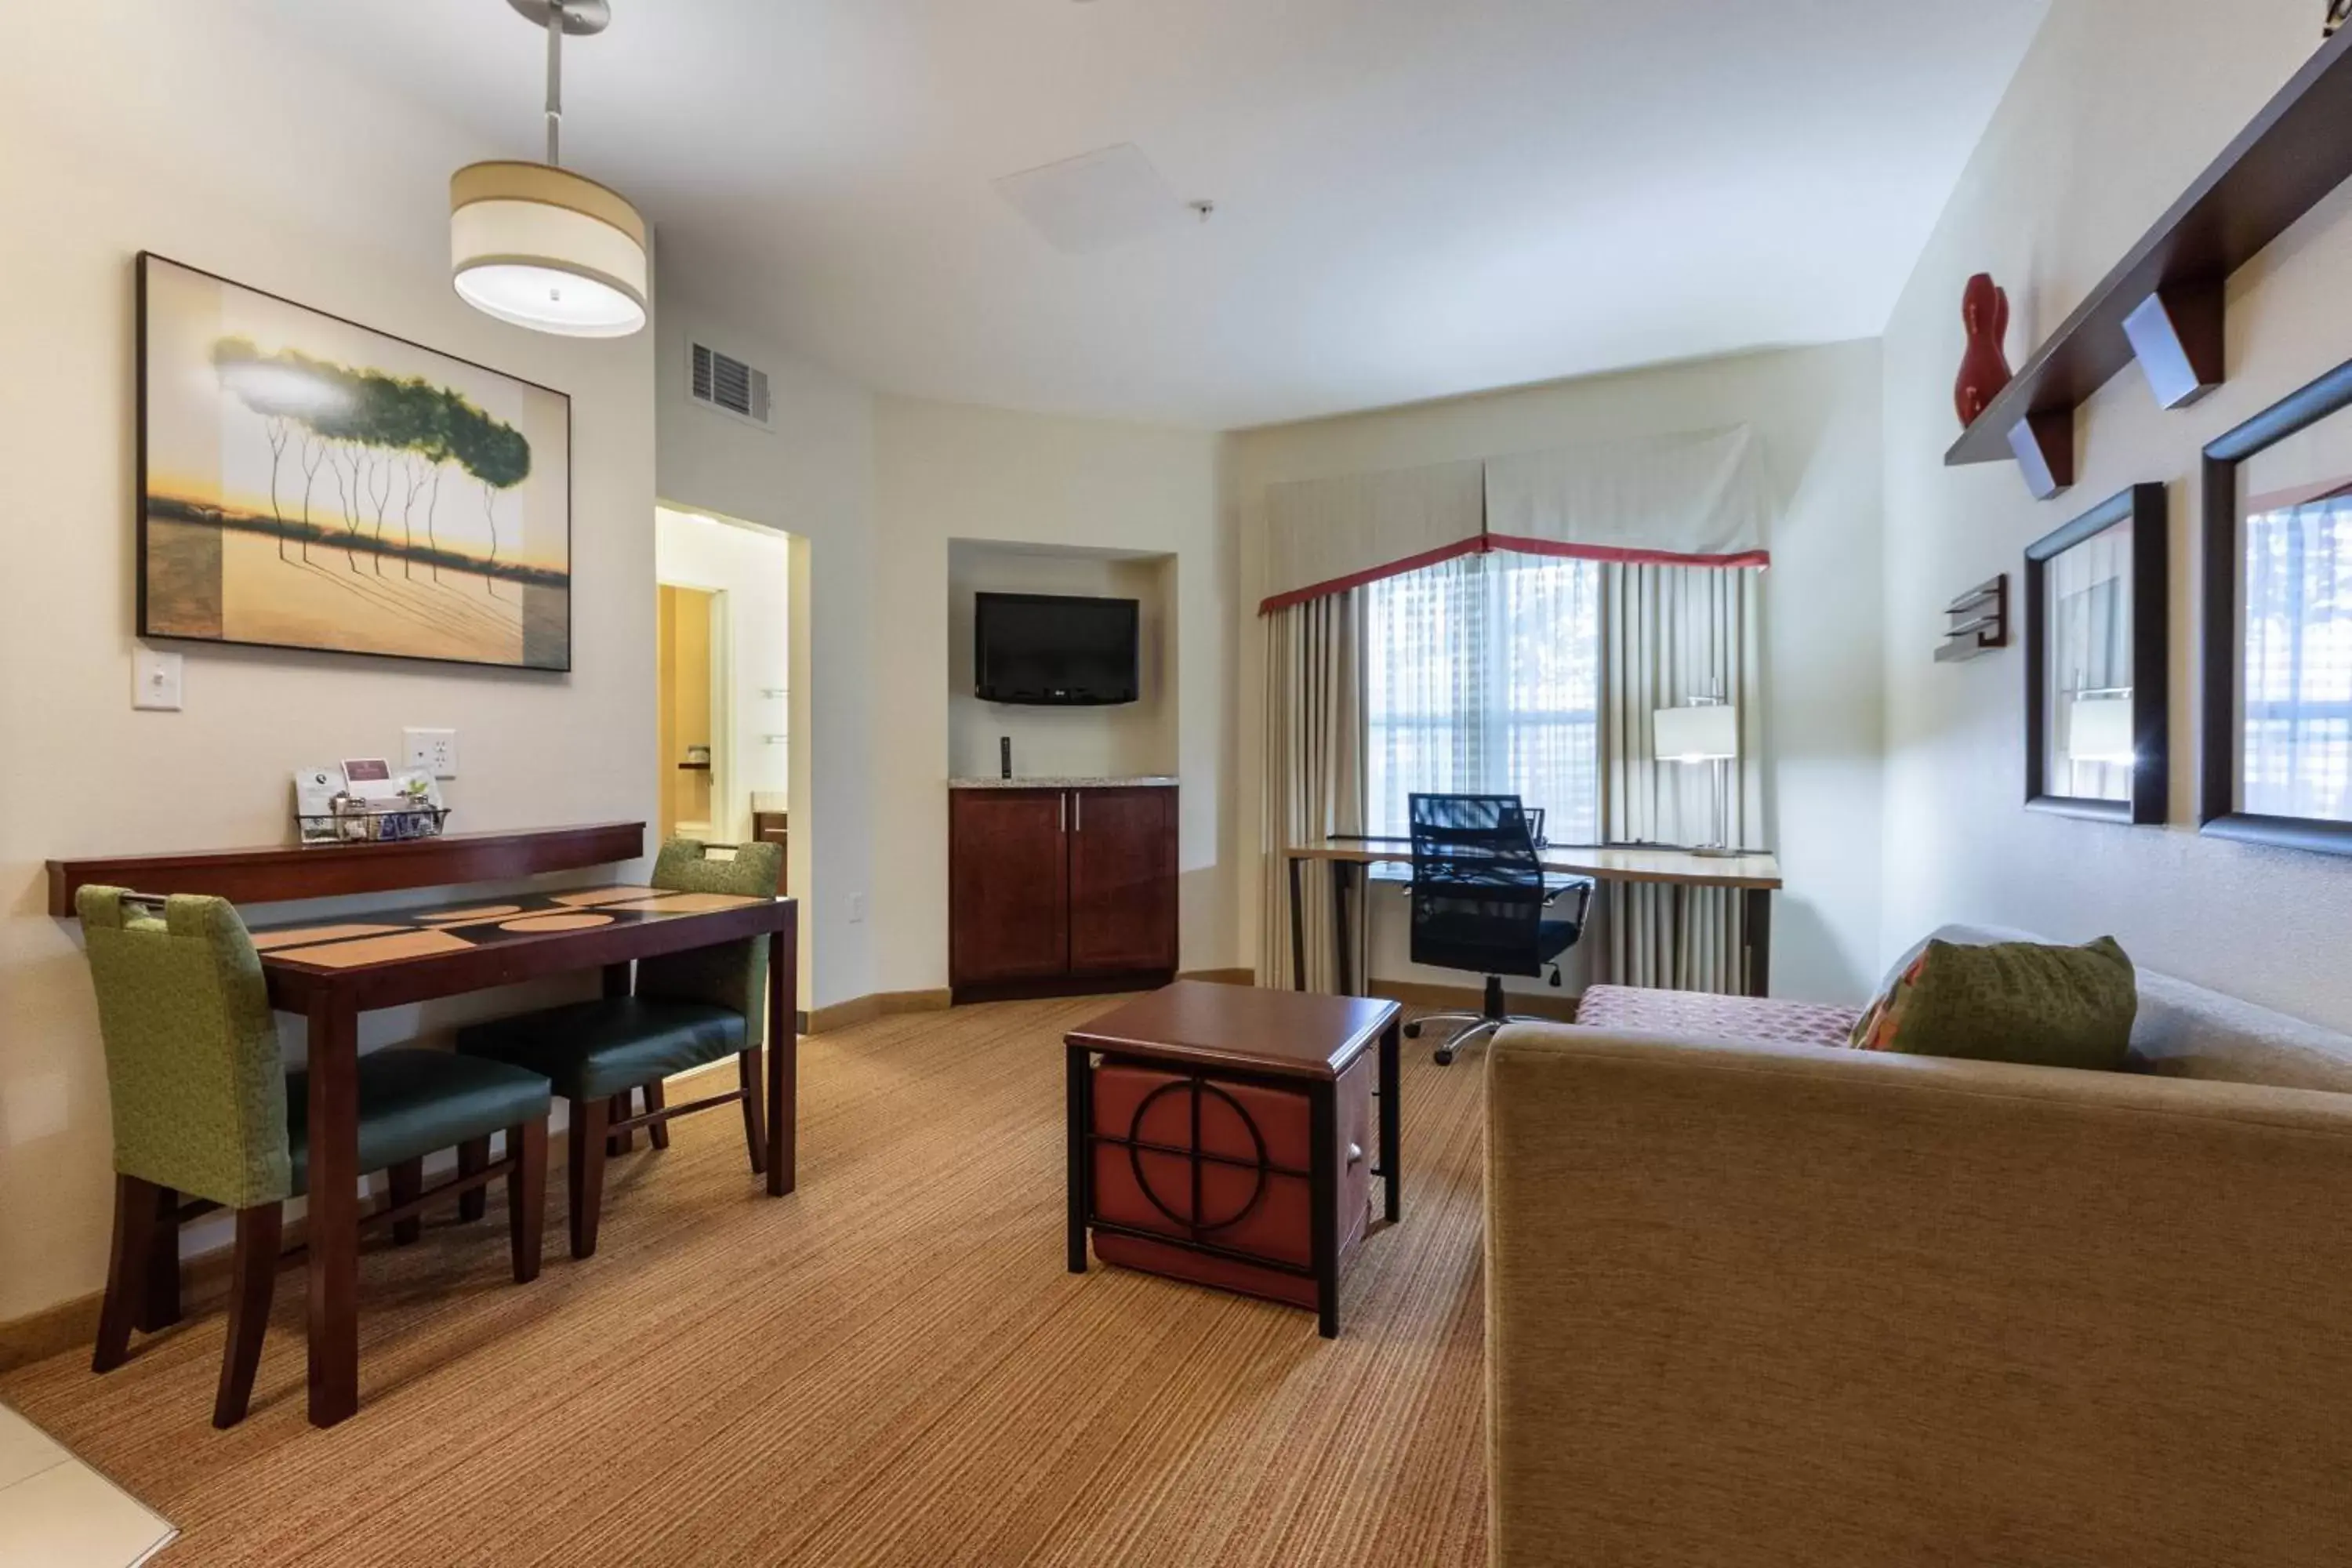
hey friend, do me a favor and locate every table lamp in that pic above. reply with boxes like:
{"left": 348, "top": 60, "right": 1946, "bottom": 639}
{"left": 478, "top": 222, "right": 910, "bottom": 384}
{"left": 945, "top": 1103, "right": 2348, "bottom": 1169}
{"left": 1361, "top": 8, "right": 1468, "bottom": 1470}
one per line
{"left": 1653, "top": 701, "right": 1740, "bottom": 856}
{"left": 2066, "top": 691, "right": 2136, "bottom": 768}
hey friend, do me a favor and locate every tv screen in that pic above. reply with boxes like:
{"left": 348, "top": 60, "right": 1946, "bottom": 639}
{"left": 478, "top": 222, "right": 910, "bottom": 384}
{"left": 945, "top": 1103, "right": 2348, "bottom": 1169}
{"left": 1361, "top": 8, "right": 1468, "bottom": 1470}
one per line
{"left": 975, "top": 592, "right": 1139, "bottom": 706}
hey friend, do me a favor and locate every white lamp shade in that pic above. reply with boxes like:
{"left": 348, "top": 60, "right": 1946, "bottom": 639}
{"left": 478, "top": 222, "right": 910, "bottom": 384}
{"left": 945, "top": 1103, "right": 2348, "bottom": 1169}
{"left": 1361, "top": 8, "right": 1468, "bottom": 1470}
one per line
{"left": 2067, "top": 693, "right": 2136, "bottom": 766}
{"left": 451, "top": 162, "right": 648, "bottom": 338}
{"left": 1653, "top": 703, "right": 1739, "bottom": 762}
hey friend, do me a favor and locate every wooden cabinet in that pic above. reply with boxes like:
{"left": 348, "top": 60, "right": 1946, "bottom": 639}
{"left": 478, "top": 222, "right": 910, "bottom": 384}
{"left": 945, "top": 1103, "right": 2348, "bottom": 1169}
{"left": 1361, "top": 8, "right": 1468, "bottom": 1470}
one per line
{"left": 949, "top": 784, "right": 1177, "bottom": 1000}
{"left": 1068, "top": 788, "right": 1177, "bottom": 977}
{"left": 949, "top": 789, "right": 1070, "bottom": 985}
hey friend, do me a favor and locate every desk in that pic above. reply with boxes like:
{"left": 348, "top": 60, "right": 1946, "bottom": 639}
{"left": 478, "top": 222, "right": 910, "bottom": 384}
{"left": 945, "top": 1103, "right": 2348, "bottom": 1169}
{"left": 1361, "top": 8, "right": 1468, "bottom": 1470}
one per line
{"left": 1283, "top": 840, "right": 1783, "bottom": 999}
{"left": 252, "top": 884, "right": 797, "bottom": 1426}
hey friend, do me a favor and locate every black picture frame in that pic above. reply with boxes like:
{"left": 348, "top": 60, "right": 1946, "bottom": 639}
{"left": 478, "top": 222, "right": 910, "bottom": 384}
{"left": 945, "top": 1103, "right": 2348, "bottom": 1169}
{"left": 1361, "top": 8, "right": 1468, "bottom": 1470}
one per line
{"left": 2200, "top": 354, "right": 2352, "bottom": 854}
{"left": 2024, "top": 484, "right": 2168, "bottom": 824}
{"left": 136, "top": 252, "right": 574, "bottom": 673}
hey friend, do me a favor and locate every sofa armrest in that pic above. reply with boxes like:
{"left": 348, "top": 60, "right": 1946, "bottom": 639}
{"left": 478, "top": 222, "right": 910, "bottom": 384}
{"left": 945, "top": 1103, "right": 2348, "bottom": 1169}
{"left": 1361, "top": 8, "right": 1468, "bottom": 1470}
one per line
{"left": 1485, "top": 1023, "right": 2352, "bottom": 1568}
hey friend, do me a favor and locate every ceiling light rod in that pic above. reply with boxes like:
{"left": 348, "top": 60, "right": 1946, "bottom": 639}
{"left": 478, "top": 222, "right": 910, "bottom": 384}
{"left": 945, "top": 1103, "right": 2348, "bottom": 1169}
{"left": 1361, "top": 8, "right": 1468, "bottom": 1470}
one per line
{"left": 506, "top": 0, "right": 610, "bottom": 165}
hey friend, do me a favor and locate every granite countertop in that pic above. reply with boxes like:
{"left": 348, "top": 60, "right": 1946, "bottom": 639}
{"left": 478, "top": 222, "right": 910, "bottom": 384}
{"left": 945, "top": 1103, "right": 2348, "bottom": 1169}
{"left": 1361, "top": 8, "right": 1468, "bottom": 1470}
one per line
{"left": 948, "top": 775, "right": 1178, "bottom": 789}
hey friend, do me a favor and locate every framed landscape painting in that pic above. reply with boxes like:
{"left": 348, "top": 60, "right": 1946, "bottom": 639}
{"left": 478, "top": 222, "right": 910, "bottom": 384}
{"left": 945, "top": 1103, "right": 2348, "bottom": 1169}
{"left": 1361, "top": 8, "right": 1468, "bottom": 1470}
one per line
{"left": 138, "top": 252, "right": 572, "bottom": 671}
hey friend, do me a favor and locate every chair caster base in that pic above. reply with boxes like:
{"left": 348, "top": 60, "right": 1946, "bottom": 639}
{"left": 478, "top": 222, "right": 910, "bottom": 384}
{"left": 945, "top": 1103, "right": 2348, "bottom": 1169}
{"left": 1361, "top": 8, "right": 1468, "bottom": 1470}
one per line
{"left": 1432, "top": 1048, "right": 1455, "bottom": 1066}
{"left": 1403, "top": 1021, "right": 1422, "bottom": 1040}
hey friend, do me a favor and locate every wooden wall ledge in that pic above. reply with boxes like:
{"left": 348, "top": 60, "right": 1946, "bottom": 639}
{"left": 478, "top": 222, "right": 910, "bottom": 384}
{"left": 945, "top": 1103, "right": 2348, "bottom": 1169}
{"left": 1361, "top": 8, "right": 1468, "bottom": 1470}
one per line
{"left": 1946, "top": 27, "right": 2352, "bottom": 496}
{"left": 46, "top": 822, "right": 646, "bottom": 918}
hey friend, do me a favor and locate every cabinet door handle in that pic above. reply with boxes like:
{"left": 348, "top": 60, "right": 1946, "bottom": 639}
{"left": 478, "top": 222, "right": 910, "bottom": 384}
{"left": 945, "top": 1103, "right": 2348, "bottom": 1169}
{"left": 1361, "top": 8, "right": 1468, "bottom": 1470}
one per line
{"left": 1074, "top": 793, "right": 1083, "bottom": 832}
{"left": 1059, "top": 793, "right": 1066, "bottom": 833}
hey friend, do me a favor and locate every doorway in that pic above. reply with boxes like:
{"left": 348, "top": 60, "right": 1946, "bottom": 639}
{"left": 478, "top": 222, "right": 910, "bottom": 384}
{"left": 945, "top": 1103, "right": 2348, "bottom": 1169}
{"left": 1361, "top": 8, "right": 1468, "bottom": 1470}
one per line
{"left": 655, "top": 506, "right": 794, "bottom": 897}
{"left": 656, "top": 583, "right": 724, "bottom": 843}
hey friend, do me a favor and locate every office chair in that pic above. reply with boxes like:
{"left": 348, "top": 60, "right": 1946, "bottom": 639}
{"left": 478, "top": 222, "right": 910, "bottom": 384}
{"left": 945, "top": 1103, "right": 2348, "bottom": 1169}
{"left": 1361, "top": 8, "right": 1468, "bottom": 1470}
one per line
{"left": 1399, "top": 793, "right": 1595, "bottom": 1065}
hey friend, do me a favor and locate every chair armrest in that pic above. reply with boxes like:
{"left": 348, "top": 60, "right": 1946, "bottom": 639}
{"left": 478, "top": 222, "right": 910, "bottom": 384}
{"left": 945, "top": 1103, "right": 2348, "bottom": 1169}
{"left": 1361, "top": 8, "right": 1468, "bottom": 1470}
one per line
{"left": 1484, "top": 1024, "right": 2352, "bottom": 1568}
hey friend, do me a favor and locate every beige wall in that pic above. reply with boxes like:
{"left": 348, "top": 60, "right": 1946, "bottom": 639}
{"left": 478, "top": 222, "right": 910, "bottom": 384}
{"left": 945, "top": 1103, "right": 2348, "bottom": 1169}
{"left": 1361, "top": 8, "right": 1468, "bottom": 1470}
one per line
{"left": 655, "top": 295, "right": 875, "bottom": 1010}
{"left": 871, "top": 398, "right": 1240, "bottom": 989}
{"left": 1878, "top": 0, "right": 2352, "bottom": 1026}
{"left": 0, "top": 3, "right": 657, "bottom": 1322}
{"left": 1230, "top": 341, "right": 1889, "bottom": 1005}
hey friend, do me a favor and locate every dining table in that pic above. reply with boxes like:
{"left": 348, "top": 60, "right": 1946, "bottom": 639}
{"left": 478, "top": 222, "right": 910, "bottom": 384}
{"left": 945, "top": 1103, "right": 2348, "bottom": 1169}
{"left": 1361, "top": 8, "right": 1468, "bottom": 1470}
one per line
{"left": 249, "top": 881, "right": 798, "bottom": 1427}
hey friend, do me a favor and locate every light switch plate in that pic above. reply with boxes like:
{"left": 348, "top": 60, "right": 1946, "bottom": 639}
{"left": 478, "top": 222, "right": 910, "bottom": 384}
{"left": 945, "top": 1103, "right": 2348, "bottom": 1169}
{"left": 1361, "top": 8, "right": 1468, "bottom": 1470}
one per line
{"left": 404, "top": 728, "right": 459, "bottom": 779}
{"left": 132, "top": 648, "right": 183, "bottom": 711}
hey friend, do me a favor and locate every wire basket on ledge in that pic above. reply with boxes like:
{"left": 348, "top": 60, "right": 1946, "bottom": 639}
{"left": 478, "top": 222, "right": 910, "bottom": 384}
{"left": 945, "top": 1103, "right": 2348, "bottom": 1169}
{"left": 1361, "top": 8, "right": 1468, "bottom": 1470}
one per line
{"left": 296, "top": 804, "right": 452, "bottom": 847}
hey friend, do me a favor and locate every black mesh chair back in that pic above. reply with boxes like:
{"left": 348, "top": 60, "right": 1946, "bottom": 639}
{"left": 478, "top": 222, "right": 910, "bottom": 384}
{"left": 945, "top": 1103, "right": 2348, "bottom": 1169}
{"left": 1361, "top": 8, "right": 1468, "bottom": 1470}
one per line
{"left": 1407, "top": 793, "right": 1548, "bottom": 978}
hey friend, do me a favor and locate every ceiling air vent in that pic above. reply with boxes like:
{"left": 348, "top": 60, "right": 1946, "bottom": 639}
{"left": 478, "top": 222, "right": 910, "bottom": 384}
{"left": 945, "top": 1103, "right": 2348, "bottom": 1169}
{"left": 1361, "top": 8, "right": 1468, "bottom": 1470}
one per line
{"left": 688, "top": 339, "right": 773, "bottom": 432}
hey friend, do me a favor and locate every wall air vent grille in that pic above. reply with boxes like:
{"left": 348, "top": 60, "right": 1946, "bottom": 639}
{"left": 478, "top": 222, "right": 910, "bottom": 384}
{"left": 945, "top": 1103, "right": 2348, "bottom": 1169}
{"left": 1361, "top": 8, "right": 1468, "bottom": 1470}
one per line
{"left": 688, "top": 340, "right": 773, "bottom": 431}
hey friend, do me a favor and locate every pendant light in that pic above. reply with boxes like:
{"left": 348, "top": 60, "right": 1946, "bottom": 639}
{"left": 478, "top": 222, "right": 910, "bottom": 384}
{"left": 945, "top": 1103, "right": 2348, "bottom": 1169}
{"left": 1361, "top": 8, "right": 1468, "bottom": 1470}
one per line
{"left": 451, "top": 0, "right": 648, "bottom": 338}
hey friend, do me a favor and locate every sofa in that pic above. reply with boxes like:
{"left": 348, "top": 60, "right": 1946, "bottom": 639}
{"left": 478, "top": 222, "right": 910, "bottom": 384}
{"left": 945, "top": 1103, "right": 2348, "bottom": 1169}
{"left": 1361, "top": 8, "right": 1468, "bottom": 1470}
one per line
{"left": 1484, "top": 925, "right": 2352, "bottom": 1568}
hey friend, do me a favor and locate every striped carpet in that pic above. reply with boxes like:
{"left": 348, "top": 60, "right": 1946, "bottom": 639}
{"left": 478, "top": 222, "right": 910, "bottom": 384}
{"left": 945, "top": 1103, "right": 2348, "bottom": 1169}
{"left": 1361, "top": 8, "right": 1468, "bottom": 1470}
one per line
{"left": 0, "top": 996, "right": 1490, "bottom": 1566}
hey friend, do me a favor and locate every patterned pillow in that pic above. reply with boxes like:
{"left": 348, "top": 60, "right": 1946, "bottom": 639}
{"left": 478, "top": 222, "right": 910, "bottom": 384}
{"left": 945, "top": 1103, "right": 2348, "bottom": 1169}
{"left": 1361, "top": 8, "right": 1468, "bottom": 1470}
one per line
{"left": 1849, "top": 936, "right": 2136, "bottom": 1071}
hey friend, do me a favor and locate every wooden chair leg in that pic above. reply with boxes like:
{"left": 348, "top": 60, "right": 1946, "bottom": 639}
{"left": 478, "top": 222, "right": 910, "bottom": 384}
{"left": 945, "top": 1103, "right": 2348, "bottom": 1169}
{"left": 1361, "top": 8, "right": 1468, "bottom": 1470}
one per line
{"left": 212, "top": 1203, "right": 281, "bottom": 1428}
{"left": 457, "top": 1135, "right": 491, "bottom": 1222}
{"left": 608, "top": 1091, "right": 633, "bottom": 1156}
{"left": 568, "top": 1097, "right": 609, "bottom": 1260}
{"left": 388, "top": 1157, "right": 424, "bottom": 1245}
{"left": 644, "top": 1078, "right": 670, "bottom": 1150}
{"left": 508, "top": 1119, "right": 547, "bottom": 1284}
{"left": 738, "top": 1049, "right": 768, "bottom": 1177}
{"left": 93, "top": 1174, "right": 162, "bottom": 1373}
{"left": 135, "top": 1182, "right": 180, "bottom": 1333}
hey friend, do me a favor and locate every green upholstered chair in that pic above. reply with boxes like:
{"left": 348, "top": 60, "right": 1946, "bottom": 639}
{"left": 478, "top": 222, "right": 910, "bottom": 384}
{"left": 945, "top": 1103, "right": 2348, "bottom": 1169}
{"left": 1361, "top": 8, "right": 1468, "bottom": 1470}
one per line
{"left": 78, "top": 887, "right": 554, "bottom": 1427}
{"left": 456, "top": 839, "right": 782, "bottom": 1258}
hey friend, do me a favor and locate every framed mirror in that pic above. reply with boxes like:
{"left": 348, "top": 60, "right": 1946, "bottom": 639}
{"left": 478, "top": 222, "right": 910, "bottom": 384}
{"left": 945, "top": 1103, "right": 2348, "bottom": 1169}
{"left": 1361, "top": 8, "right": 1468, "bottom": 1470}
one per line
{"left": 2201, "top": 358, "right": 2352, "bottom": 853}
{"left": 2024, "top": 485, "right": 2167, "bottom": 822}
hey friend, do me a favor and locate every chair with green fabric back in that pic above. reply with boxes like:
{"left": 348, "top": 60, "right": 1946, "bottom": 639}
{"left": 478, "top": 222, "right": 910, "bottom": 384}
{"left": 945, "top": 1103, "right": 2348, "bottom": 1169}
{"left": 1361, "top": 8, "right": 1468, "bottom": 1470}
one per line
{"left": 455, "top": 838, "right": 782, "bottom": 1258}
{"left": 78, "top": 887, "right": 554, "bottom": 1427}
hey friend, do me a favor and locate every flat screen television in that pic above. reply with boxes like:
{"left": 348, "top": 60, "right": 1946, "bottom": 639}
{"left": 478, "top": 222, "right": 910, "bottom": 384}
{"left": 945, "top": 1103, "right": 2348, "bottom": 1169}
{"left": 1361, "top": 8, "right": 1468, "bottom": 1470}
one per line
{"left": 974, "top": 592, "right": 1139, "bottom": 706}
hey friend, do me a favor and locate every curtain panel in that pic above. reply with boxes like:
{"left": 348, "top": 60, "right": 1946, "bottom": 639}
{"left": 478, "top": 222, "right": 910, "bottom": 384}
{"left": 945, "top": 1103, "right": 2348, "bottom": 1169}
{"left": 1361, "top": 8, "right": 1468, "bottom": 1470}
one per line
{"left": 1483, "top": 426, "right": 1772, "bottom": 568}
{"left": 1257, "top": 426, "right": 1770, "bottom": 615}
{"left": 1258, "top": 592, "right": 1367, "bottom": 993}
{"left": 1593, "top": 562, "right": 1763, "bottom": 993}
{"left": 1261, "top": 460, "right": 1486, "bottom": 615}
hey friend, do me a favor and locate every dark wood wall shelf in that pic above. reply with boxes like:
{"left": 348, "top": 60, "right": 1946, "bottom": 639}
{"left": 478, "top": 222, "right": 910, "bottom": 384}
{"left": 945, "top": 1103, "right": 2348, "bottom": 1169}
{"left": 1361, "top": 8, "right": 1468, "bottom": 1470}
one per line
{"left": 1936, "top": 575, "right": 2009, "bottom": 663}
{"left": 46, "top": 822, "right": 645, "bottom": 918}
{"left": 1947, "top": 28, "right": 2352, "bottom": 495}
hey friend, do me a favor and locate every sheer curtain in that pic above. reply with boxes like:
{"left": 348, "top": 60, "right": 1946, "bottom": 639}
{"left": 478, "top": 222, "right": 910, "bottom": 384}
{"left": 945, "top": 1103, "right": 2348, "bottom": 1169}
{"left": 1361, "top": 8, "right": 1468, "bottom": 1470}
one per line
{"left": 2244, "top": 492, "right": 2352, "bottom": 821}
{"left": 1363, "top": 553, "right": 1601, "bottom": 843}
{"left": 1593, "top": 562, "right": 1762, "bottom": 992}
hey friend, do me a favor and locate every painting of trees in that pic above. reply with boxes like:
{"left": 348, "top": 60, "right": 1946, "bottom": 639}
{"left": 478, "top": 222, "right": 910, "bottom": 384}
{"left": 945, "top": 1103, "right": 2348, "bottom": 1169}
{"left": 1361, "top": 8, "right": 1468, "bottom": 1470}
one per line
{"left": 143, "top": 254, "right": 570, "bottom": 670}
{"left": 209, "top": 339, "right": 535, "bottom": 596}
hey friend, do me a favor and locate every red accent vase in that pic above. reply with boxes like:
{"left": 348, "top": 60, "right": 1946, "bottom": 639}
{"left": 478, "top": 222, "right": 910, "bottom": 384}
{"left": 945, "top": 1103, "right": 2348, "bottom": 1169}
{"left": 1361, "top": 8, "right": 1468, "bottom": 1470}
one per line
{"left": 1955, "top": 273, "right": 2013, "bottom": 428}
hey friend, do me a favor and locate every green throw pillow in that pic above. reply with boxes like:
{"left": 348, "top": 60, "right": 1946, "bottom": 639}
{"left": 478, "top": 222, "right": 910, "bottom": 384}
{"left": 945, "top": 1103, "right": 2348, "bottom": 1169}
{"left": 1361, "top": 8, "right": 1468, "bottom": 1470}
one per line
{"left": 1847, "top": 936, "right": 2136, "bottom": 1071}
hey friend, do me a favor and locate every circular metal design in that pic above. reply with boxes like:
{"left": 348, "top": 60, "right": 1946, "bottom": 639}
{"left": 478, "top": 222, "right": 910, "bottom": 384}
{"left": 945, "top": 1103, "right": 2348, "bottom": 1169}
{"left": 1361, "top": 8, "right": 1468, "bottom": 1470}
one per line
{"left": 1125, "top": 1077, "right": 1271, "bottom": 1236}
{"left": 505, "top": 0, "right": 612, "bottom": 35}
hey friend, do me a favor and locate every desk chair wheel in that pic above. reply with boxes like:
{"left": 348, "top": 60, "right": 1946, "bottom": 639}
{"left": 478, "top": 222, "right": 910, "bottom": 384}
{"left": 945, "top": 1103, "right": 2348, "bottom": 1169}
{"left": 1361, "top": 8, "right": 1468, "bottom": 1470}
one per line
{"left": 1403, "top": 1020, "right": 1422, "bottom": 1040}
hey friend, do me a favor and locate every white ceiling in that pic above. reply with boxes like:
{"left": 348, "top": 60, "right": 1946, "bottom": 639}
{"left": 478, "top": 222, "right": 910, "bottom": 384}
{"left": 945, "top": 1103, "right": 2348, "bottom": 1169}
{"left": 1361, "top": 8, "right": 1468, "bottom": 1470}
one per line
{"left": 252, "top": 0, "right": 2046, "bottom": 430}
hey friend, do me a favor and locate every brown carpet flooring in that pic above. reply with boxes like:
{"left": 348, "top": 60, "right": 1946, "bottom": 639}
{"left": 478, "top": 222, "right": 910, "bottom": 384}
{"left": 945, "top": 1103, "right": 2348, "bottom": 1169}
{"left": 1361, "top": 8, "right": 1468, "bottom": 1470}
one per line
{"left": 0, "top": 996, "right": 1489, "bottom": 1566}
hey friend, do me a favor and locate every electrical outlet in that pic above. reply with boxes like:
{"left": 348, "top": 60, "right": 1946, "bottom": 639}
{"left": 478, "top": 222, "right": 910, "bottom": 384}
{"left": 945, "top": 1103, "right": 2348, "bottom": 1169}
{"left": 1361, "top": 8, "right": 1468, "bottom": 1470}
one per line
{"left": 404, "top": 728, "right": 459, "bottom": 779}
{"left": 848, "top": 891, "right": 867, "bottom": 924}
{"left": 132, "top": 648, "right": 183, "bottom": 711}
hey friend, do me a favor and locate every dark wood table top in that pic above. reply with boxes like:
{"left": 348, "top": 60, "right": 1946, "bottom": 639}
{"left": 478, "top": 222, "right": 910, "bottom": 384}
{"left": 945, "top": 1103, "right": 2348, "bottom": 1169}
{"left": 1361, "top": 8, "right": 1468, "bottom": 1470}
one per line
{"left": 1065, "top": 980, "right": 1400, "bottom": 1081}
{"left": 249, "top": 884, "right": 791, "bottom": 1011}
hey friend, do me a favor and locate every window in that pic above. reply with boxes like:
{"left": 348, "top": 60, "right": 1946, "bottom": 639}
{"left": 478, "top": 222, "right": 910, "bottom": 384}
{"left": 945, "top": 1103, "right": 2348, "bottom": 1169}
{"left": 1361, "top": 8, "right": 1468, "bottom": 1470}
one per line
{"left": 1364, "top": 552, "right": 1601, "bottom": 844}
{"left": 2243, "top": 488, "right": 2352, "bottom": 822}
